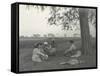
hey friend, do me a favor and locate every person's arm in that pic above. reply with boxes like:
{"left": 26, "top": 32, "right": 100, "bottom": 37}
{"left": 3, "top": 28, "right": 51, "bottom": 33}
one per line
{"left": 64, "top": 45, "right": 73, "bottom": 54}
{"left": 37, "top": 50, "right": 47, "bottom": 56}
{"left": 38, "top": 51, "right": 48, "bottom": 58}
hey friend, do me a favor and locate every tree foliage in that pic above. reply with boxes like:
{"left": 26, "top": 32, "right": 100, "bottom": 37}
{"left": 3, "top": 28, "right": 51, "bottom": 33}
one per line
{"left": 26, "top": 5, "right": 96, "bottom": 31}
{"left": 48, "top": 7, "right": 96, "bottom": 31}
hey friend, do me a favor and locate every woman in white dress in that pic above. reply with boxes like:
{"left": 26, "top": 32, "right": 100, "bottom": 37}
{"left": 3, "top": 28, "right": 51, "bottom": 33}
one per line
{"left": 32, "top": 43, "right": 48, "bottom": 63}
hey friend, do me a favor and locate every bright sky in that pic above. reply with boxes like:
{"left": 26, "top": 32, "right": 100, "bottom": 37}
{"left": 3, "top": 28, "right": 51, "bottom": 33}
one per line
{"left": 19, "top": 5, "right": 96, "bottom": 37}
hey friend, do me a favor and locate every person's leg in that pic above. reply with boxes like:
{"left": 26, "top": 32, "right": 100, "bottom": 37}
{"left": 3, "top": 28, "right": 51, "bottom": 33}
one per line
{"left": 64, "top": 50, "right": 76, "bottom": 57}
{"left": 64, "top": 51, "right": 71, "bottom": 57}
{"left": 71, "top": 50, "right": 81, "bottom": 57}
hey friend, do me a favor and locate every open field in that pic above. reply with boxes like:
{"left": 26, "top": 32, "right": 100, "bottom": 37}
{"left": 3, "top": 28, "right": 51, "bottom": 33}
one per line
{"left": 19, "top": 37, "right": 96, "bottom": 71}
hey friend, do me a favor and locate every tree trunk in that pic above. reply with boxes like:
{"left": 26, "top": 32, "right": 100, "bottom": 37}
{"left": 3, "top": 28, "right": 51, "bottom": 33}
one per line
{"left": 79, "top": 8, "right": 91, "bottom": 55}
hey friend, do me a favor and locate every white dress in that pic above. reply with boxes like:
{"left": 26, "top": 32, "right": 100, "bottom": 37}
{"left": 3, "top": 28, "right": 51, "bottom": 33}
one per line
{"left": 32, "top": 48, "right": 48, "bottom": 62}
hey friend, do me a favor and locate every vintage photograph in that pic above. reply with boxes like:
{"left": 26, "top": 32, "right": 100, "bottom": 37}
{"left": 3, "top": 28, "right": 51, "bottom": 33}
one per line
{"left": 19, "top": 4, "right": 97, "bottom": 72}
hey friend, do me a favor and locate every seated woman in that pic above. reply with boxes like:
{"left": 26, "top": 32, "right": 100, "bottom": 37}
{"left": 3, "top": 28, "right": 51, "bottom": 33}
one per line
{"left": 32, "top": 43, "right": 48, "bottom": 63}
{"left": 64, "top": 40, "right": 81, "bottom": 57}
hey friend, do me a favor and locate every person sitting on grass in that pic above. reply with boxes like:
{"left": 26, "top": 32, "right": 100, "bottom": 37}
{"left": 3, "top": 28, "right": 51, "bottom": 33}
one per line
{"left": 64, "top": 40, "right": 81, "bottom": 58}
{"left": 32, "top": 43, "right": 48, "bottom": 64}
{"left": 43, "top": 41, "right": 56, "bottom": 56}
{"left": 60, "top": 40, "right": 82, "bottom": 65}
{"left": 49, "top": 39, "right": 56, "bottom": 56}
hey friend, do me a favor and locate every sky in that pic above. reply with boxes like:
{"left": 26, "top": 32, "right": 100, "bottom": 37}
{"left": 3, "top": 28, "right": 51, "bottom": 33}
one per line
{"left": 19, "top": 5, "right": 96, "bottom": 37}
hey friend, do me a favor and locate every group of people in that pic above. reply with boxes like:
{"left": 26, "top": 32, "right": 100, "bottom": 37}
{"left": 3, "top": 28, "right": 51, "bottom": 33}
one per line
{"left": 32, "top": 39, "right": 81, "bottom": 65}
{"left": 32, "top": 40, "right": 56, "bottom": 63}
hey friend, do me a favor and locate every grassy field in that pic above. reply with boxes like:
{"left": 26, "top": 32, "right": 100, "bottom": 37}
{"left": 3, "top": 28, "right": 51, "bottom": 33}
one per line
{"left": 19, "top": 37, "right": 96, "bottom": 71}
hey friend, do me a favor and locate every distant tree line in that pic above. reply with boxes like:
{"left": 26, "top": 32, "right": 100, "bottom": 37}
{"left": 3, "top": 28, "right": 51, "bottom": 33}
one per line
{"left": 20, "top": 33, "right": 56, "bottom": 38}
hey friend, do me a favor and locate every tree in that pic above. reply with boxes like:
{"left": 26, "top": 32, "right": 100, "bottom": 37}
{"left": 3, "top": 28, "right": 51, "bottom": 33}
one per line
{"left": 43, "top": 34, "right": 47, "bottom": 38}
{"left": 48, "top": 33, "right": 55, "bottom": 38}
{"left": 79, "top": 8, "right": 91, "bottom": 55}
{"left": 74, "top": 33, "right": 80, "bottom": 37}
{"left": 64, "top": 33, "right": 67, "bottom": 37}
{"left": 33, "top": 34, "right": 41, "bottom": 38}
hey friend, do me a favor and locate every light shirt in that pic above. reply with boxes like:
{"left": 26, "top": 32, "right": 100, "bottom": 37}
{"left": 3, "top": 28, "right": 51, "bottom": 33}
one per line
{"left": 68, "top": 44, "right": 76, "bottom": 51}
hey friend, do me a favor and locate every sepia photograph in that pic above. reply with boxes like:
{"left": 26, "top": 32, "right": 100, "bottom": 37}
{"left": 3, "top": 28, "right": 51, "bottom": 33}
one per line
{"left": 18, "top": 3, "right": 97, "bottom": 72}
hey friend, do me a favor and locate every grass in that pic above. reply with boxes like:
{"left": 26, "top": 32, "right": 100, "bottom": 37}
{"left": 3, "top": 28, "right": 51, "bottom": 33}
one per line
{"left": 19, "top": 37, "right": 96, "bottom": 71}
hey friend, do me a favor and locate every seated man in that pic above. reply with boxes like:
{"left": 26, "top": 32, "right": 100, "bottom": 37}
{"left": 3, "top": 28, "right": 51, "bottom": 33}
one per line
{"left": 64, "top": 40, "right": 81, "bottom": 57}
